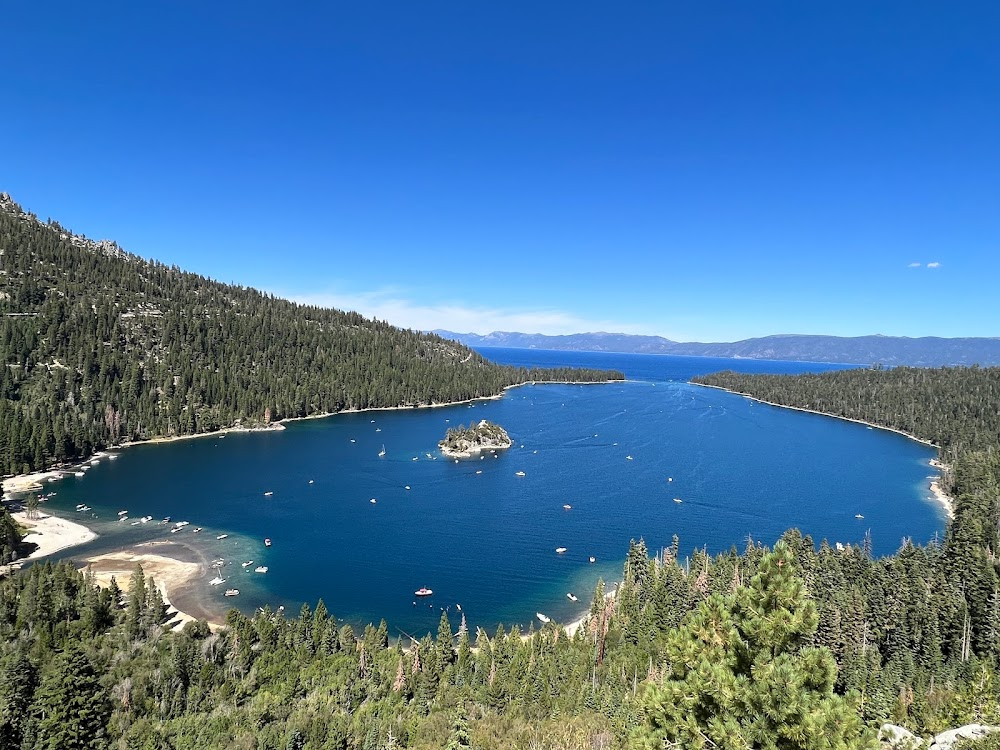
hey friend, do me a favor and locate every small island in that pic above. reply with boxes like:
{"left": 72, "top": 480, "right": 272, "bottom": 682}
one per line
{"left": 439, "top": 419, "right": 513, "bottom": 458}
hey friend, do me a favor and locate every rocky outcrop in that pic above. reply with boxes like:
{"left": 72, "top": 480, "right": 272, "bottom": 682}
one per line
{"left": 880, "top": 723, "right": 1000, "bottom": 750}
{"left": 880, "top": 724, "right": 923, "bottom": 750}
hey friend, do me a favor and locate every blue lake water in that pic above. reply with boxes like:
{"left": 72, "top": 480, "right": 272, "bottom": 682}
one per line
{"left": 35, "top": 349, "right": 944, "bottom": 636}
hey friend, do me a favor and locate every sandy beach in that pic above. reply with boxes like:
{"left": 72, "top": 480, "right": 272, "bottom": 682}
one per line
{"left": 928, "top": 459, "right": 955, "bottom": 519}
{"left": 84, "top": 542, "right": 224, "bottom": 631}
{"left": 14, "top": 510, "right": 98, "bottom": 559}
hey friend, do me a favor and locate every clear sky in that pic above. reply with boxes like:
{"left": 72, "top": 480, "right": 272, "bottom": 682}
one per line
{"left": 3, "top": 2, "right": 999, "bottom": 341}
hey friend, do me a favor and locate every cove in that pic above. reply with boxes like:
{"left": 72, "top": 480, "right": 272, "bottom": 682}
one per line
{"left": 40, "top": 350, "right": 944, "bottom": 636}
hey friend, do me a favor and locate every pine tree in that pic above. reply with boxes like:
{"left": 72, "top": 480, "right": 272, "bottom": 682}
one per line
{"left": 445, "top": 710, "right": 473, "bottom": 750}
{"left": 635, "top": 541, "right": 874, "bottom": 749}
{"left": 0, "top": 650, "right": 38, "bottom": 748}
{"left": 32, "top": 644, "right": 110, "bottom": 749}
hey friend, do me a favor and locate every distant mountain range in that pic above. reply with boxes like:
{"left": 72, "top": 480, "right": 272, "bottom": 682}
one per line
{"left": 431, "top": 330, "right": 1000, "bottom": 367}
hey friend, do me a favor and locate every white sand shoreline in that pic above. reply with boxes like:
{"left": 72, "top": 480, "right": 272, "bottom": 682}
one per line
{"left": 692, "top": 382, "right": 956, "bottom": 519}
{"left": 12, "top": 510, "right": 98, "bottom": 559}
{"left": 83, "top": 548, "right": 223, "bottom": 631}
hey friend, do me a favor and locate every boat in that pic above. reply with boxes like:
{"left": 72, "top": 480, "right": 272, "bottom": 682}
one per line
{"left": 563, "top": 504, "right": 572, "bottom": 510}
{"left": 225, "top": 589, "right": 240, "bottom": 597}
{"left": 626, "top": 456, "right": 633, "bottom": 461}
{"left": 308, "top": 479, "right": 314, "bottom": 484}
{"left": 378, "top": 445, "right": 386, "bottom": 457}
{"left": 350, "top": 439, "right": 356, "bottom": 443}
{"left": 118, "top": 516, "right": 128, "bottom": 522}
{"left": 589, "top": 556, "right": 596, "bottom": 563}
{"left": 536, "top": 613, "right": 551, "bottom": 623}
{"left": 209, "top": 576, "right": 225, "bottom": 586}
{"left": 75, "top": 504, "right": 86, "bottom": 510}
{"left": 174, "top": 520, "right": 189, "bottom": 528}
{"left": 855, "top": 514, "right": 864, "bottom": 519}
{"left": 264, "top": 491, "right": 273, "bottom": 497}
{"left": 130, "top": 520, "right": 140, "bottom": 526}
{"left": 118, "top": 510, "right": 128, "bottom": 516}
{"left": 555, "top": 547, "right": 567, "bottom": 554}
{"left": 241, "top": 561, "right": 253, "bottom": 568}
{"left": 567, "top": 593, "right": 578, "bottom": 602}
{"left": 476, "top": 470, "right": 482, "bottom": 474}
{"left": 404, "top": 485, "right": 411, "bottom": 490}
{"left": 217, "top": 534, "right": 228, "bottom": 540}
{"left": 515, "top": 471, "right": 526, "bottom": 477}
{"left": 255, "top": 566, "right": 268, "bottom": 573}
{"left": 370, "top": 498, "right": 377, "bottom": 504}
{"left": 415, "top": 587, "right": 433, "bottom": 597}
{"left": 673, "top": 498, "right": 682, "bottom": 503}
{"left": 667, "top": 477, "right": 673, "bottom": 482}
{"left": 108, "top": 454, "right": 118, "bottom": 460}
{"left": 79, "top": 505, "right": 91, "bottom": 512}
{"left": 264, "top": 538, "right": 272, "bottom": 547}
{"left": 192, "top": 527, "right": 202, "bottom": 533}
{"left": 375, "top": 428, "right": 381, "bottom": 433}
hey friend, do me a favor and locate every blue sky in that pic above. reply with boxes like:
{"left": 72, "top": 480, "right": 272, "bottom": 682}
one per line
{"left": 3, "top": 2, "right": 998, "bottom": 341}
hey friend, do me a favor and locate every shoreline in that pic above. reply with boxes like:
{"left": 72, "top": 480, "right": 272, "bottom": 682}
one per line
{"left": 12, "top": 510, "right": 98, "bottom": 559}
{"left": 0, "top": 377, "right": 620, "bottom": 625}
{"left": 83, "top": 542, "right": 225, "bottom": 631}
{"left": 692, "top": 382, "right": 956, "bottom": 519}
{"left": 2, "top": 379, "right": 619, "bottom": 498}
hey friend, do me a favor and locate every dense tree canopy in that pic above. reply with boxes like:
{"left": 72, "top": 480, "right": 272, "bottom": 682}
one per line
{"left": 0, "top": 196, "right": 620, "bottom": 477}
{"left": 4, "top": 194, "right": 1000, "bottom": 746}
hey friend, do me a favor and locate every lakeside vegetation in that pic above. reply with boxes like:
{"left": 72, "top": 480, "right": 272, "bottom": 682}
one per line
{"left": 3, "top": 194, "right": 1000, "bottom": 746}
{"left": 0, "top": 364, "right": 997, "bottom": 747}
{"left": 0, "top": 197, "right": 620, "bottom": 479}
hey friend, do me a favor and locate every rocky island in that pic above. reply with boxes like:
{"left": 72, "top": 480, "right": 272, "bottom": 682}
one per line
{"left": 439, "top": 419, "right": 513, "bottom": 458}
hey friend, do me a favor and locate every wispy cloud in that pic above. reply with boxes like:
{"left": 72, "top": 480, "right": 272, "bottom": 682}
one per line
{"left": 908, "top": 262, "right": 921, "bottom": 268}
{"left": 285, "top": 287, "right": 656, "bottom": 336}
{"left": 926, "top": 261, "right": 941, "bottom": 268}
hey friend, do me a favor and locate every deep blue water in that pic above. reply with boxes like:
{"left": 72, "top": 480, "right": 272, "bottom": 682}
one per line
{"left": 35, "top": 349, "right": 944, "bottom": 636}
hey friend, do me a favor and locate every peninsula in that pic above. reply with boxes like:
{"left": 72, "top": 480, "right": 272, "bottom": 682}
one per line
{"left": 439, "top": 419, "right": 513, "bottom": 458}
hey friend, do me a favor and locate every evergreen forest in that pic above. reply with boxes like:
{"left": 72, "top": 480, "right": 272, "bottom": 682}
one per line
{"left": 0, "top": 366, "right": 996, "bottom": 747}
{"left": 0, "top": 195, "right": 619, "bottom": 478}
{"left": 3, "top": 196, "right": 1000, "bottom": 748}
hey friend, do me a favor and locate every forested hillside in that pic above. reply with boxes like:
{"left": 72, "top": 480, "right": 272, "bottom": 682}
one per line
{"left": 695, "top": 367, "right": 1000, "bottom": 738}
{"left": 0, "top": 195, "right": 619, "bottom": 477}
{"left": 2, "top": 365, "right": 1000, "bottom": 747}
{"left": 5, "top": 191, "right": 1000, "bottom": 748}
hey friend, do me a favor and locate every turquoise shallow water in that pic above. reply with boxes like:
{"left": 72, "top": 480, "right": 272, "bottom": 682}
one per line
{"left": 33, "top": 350, "right": 943, "bottom": 636}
